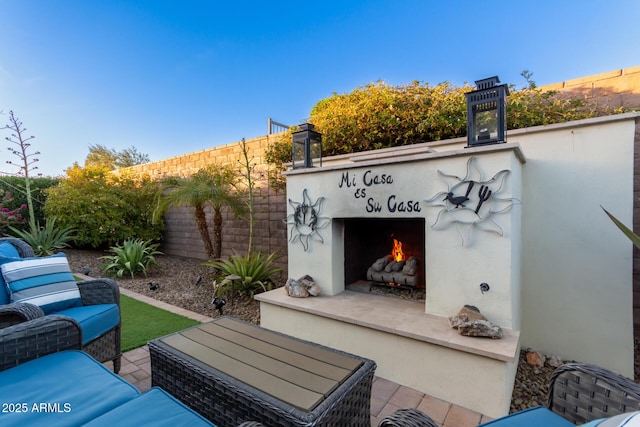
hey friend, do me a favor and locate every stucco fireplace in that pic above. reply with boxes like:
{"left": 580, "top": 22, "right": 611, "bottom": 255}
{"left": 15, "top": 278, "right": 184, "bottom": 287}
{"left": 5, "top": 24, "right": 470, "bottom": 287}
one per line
{"left": 257, "top": 142, "right": 524, "bottom": 417}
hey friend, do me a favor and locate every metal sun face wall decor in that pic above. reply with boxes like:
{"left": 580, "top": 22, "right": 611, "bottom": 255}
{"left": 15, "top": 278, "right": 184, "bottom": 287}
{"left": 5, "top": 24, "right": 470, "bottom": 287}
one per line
{"left": 284, "top": 189, "right": 331, "bottom": 251}
{"left": 424, "top": 156, "right": 519, "bottom": 245}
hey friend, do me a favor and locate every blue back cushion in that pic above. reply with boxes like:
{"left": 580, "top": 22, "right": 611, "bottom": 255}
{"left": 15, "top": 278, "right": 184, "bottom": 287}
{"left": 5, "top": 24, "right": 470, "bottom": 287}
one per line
{"left": 1, "top": 253, "right": 82, "bottom": 314}
{"left": 0, "top": 242, "right": 21, "bottom": 304}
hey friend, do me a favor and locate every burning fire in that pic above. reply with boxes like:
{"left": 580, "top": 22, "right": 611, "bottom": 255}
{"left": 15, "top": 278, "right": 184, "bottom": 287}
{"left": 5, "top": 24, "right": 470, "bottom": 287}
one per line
{"left": 391, "top": 238, "right": 404, "bottom": 262}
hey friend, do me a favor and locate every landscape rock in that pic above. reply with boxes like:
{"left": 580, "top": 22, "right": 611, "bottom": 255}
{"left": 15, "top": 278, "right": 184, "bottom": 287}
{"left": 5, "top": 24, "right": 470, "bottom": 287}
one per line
{"left": 456, "top": 319, "right": 503, "bottom": 339}
{"left": 526, "top": 351, "right": 546, "bottom": 368}
{"left": 449, "top": 305, "right": 502, "bottom": 339}
{"left": 285, "top": 275, "right": 321, "bottom": 297}
{"left": 284, "top": 278, "right": 309, "bottom": 298}
{"left": 547, "top": 354, "right": 563, "bottom": 368}
{"left": 299, "top": 275, "right": 321, "bottom": 296}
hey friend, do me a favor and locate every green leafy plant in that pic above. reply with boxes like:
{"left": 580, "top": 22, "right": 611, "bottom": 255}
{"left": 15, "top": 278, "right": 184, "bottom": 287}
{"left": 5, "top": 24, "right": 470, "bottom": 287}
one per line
{"left": 265, "top": 76, "right": 627, "bottom": 190}
{"left": 602, "top": 206, "right": 640, "bottom": 249}
{"left": 8, "top": 217, "right": 76, "bottom": 256}
{"left": 205, "top": 251, "right": 281, "bottom": 300}
{"left": 101, "top": 238, "right": 163, "bottom": 278}
{"left": 44, "top": 164, "right": 163, "bottom": 248}
{"left": 153, "top": 164, "right": 245, "bottom": 260}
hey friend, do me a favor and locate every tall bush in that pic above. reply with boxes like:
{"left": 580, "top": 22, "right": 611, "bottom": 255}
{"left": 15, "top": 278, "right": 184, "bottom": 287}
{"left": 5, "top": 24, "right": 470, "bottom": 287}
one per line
{"left": 44, "top": 164, "right": 163, "bottom": 248}
{"left": 265, "top": 78, "right": 628, "bottom": 188}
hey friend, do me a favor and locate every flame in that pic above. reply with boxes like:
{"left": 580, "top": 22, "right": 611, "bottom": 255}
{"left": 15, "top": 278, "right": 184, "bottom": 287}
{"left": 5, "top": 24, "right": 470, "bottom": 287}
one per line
{"left": 391, "top": 238, "right": 404, "bottom": 262}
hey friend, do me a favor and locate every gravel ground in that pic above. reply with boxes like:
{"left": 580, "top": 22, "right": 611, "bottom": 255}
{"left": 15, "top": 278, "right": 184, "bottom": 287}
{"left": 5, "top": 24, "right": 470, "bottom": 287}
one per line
{"left": 63, "top": 248, "right": 635, "bottom": 414}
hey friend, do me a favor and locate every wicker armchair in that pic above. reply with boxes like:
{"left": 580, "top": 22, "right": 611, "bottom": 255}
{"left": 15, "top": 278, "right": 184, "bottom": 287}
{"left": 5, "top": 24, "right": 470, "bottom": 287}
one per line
{"left": 0, "top": 238, "right": 122, "bottom": 373}
{"left": 378, "top": 363, "right": 640, "bottom": 426}
{"left": 547, "top": 362, "right": 640, "bottom": 424}
{"left": 0, "top": 315, "right": 82, "bottom": 372}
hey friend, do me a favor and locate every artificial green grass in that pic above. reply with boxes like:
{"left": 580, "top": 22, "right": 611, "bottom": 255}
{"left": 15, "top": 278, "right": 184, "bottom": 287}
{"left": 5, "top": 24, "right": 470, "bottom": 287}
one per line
{"left": 120, "top": 294, "right": 200, "bottom": 352}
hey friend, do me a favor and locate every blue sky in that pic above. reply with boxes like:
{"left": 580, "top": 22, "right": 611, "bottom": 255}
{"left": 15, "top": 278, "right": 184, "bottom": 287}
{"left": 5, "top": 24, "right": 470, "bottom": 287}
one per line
{"left": 1, "top": 1, "right": 639, "bottom": 177}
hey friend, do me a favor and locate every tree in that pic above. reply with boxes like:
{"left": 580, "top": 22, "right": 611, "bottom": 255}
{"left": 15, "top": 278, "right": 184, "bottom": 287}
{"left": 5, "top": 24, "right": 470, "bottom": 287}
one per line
{"left": 153, "top": 164, "right": 245, "bottom": 259}
{"left": 85, "top": 144, "right": 150, "bottom": 169}
{"left": 3, "top": 111, "right": 40, "bottom": 229}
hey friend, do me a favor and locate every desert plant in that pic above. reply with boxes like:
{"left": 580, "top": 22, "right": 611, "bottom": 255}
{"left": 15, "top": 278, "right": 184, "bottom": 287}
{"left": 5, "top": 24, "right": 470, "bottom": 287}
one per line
{"left": 101, "top": 238, "right": 163, "bottom": 278}
{"left": 3, "top": 111, "right": 42, "bottom": 230}
{"left": 205, "top": 251, "right": 281, "bottom": 300}
{"left": 153, "top": 164, "right": 245, "bottom": 259}
{"left": 602, "top": 206, "right": 640, "bottom": 249}
{"left": 8, "top": 216, "right": 76, "bottom": 256}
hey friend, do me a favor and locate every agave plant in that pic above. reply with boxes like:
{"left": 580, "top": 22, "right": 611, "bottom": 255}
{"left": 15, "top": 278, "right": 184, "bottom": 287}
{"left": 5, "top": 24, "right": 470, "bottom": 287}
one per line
{"left": 602, "top": 206, "right": 640, "bottom": 249}
{"left": 205, "top": 251, "right": 281, "bottom": 300}
{"left": 101, "top": 238, "right": 163, "bottom": 278}
{"left": 9, "top": 217, "right": 76, "bottom": 256}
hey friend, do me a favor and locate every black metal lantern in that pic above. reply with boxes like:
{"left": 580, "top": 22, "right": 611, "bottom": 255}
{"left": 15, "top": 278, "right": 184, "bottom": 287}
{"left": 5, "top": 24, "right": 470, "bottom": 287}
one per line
{"left": 466, "top": 76, "right": 509, "bottom": 147}
{"left": 292, "top": 122, "right": 322, "bottom": 169}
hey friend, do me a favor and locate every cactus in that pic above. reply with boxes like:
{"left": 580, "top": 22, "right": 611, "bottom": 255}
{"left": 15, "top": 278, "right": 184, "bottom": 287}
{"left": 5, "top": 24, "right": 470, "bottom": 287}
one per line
{"left": 475, "top": 185, "right": 492, "bottom": 214}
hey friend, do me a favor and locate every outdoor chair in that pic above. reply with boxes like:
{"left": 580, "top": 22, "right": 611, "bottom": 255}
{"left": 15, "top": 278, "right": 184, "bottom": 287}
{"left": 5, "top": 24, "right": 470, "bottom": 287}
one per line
{"left": 0, "top": 237, "right": 122, "bottom": 373}
{"left": 378, "top": 362, "right": 640, "bottom": 426}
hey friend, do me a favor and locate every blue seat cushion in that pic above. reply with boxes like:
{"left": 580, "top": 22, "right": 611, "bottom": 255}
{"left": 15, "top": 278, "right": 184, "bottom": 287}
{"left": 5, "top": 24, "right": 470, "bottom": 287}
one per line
{"left": 0, "top": 350, "right": 139, "bottom": 427}
{"left": 480, "top": 406, "right": 574, "bottom": 426}
{"left": 84, "top": 387, "right": 216, "bottom": 427}
{"left": 0, "top": 242, "right": 21, "bottom": 304}
{"left": 1, "top": 253, "right": 82, "bottom": 314}
{"left": 56, "top": 304, "right": 120, "bottom": 345}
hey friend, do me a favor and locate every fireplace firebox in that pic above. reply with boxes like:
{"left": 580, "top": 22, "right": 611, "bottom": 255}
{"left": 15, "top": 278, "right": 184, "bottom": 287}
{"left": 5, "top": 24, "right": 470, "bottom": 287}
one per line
{"left": 342, "top": 218, "right": 425, "bottom": 293}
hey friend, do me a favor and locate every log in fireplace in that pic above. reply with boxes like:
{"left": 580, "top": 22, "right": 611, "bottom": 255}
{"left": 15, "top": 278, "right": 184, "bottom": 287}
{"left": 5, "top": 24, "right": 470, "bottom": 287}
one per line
{"left": 342, "top": 218, "right": 425, "bottom": 294}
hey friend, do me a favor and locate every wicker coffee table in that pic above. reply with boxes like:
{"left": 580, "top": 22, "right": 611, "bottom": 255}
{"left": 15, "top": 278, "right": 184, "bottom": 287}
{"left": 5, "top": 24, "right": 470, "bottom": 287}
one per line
{"left": 148, "top": 317, "right": 376, "bottom": 427}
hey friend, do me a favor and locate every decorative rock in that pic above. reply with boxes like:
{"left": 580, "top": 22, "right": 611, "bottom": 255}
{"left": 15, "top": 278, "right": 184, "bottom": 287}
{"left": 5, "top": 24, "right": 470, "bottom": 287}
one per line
{"left": 284, "top": 275, "right": 321, "bottom": 297}
{"left": 299, "top": 275, "right": 321, "bottom": 296}
{"left": 526, "top": 351, "right": 546, "bottom": 368}
{"left": 457, "top": 319, "right": 503, "bottom": 339}
{"left": 448, "top": 305, "right": 488, "bottom": 329}
{"left": 547, "top": 354, "right": 563, "bottom": 368}
{"left": 449, "top": 305, "right": 502, "bottom": 339}
{"left": 284, "top": 278, "right": 309, "bottom": 298}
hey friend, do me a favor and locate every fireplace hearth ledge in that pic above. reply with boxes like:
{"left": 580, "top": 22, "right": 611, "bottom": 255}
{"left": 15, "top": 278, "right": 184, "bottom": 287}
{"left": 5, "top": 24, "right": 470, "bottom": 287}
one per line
{"left": 255, "top": 289, "right": 519, "bottom": 362}
{"left": 257, "top": 288, "right": 520, "bottom": 417}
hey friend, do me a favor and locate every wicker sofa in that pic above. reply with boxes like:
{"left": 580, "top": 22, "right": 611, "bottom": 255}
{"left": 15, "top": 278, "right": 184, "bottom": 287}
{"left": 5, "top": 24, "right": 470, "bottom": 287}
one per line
{"left": 0, "top": 237, "right": 122, "bottom": 372}
{"left": 378, "top": 363, "right": 640, "bottom": 426}
{"left": 0, "top": 316, "right": 217, "bottom": 426}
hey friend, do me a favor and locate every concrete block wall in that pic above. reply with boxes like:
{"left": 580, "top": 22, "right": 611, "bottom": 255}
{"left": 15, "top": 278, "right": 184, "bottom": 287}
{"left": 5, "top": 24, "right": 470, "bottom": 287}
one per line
{"left": 540, "top": 65, "right": 640, "bottom": 109}
{"left": 124, "top": 134, "right": 289, "bottom": 276}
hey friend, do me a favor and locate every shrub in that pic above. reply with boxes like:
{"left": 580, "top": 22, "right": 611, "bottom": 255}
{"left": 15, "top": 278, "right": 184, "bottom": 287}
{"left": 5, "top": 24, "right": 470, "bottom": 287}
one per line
{"left": 0, "top": 190, "right": 27, "bottom": 234}
{"left": 205, "top": 251, "right": 281, "bottom": 300}
{"left": 44, "top": 165, "right": 163, "bottom": 248}
{"left": 0, "top": 176, "right": 58, "bottom": 231}
{"left": 8, "top": 217, "right": 76, "bottom": 256}
{"left": 101, "top": 238, "right": 163, "bottom": 278}
{"left": 265, "top": 79, "right": 628, "bottom": 189}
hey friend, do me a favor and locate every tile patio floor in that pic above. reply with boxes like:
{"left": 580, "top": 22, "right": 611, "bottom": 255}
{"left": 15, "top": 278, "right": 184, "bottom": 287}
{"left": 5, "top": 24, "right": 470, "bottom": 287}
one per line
{"left": 115, "top": 288, "right": 494, "bottom": 426}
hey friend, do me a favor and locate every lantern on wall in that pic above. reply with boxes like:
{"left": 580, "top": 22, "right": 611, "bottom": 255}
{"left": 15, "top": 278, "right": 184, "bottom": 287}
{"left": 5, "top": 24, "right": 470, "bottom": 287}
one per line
{"left": 292, "top": 122, "right": 322, "bottom": 169}
{"left": 466, "top": 76, "right": 509, "bottom": 147}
